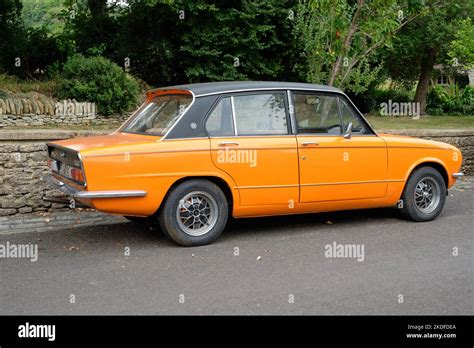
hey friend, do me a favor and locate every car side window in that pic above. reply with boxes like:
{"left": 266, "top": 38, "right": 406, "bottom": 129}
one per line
{"left": 205, "top": 97, "right": 235, "bottom": 136}
{"left": 339, "top": 97, "right": 369, "bottom": 135}
{"left": 233, "top": 93, "right": 288, "bottom": 135}
{"left": 293, "top": 93, "right": 342, "bottom": 135}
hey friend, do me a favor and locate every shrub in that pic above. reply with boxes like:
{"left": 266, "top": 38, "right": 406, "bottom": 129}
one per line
{"left": 427, "top": 85, "right": 474, "bottom": 115}
{"left": 358, "top": 87, "right": 415, "bottom": 114}
{"left": 57, "top": 54, "right": 139, "bottom": 116}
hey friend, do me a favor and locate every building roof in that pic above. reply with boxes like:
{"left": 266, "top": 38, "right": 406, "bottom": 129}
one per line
{"left": 152, "top": 81, "right": 341, "bottom": 97}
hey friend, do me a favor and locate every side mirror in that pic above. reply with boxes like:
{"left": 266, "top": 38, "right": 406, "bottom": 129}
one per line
{"left": 343, "top": 122, "right": 353, "bottom": 139}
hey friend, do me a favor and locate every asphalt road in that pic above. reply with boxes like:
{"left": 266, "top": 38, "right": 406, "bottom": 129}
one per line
{"left": 1, "top": 180, "right": 473, "bottom": 315}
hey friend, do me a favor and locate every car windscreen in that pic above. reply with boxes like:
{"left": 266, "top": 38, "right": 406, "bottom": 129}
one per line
{"left": 121, "top": 94, "right": 193, "bottom": 136}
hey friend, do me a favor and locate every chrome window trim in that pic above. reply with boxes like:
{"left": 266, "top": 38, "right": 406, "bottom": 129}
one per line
{"left": 286, "top": 90, "right": 297, "bottom": 134}
{"left": 296, "top": 133, "right": 377, "bottom": 137}
{"left": 230, "top": 96, "right": 238, "bottom": 136}
{"left": 204, "top": 134, "right": 297, "bottom": 139}
{"left": 194, "top": 87, "right": 338, "bottom": 98}
{"left": 152, "top": 86, "right": 376, "bottom": 140}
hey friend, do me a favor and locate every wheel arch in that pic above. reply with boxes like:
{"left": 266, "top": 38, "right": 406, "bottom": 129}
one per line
{"left": 403, "top": 159, "right": 449, "bottom": 194}
{"left": 152, "top": 175, "right": 237, "bottom": 217}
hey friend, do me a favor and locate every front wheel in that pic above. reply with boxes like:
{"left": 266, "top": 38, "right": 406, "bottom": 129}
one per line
{"left": 158, "top": 179, "right": 229, "bottom": 246}
{"left": 400, "top": 167, "right": 446, "bottom": 222}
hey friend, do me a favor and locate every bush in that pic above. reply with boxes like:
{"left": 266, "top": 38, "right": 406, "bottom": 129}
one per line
{"left": 427, "top": 85, "right": 474, "bottom": 115}
{"left": 57, "top": 54, "right": 139, "bottom": 116}
{"left": 357, "top": 87, "right": 415, "bottom": 114}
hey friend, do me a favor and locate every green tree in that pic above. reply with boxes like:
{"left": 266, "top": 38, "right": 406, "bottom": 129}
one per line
{"left": 21, "top": 0, "right": 65, "bottom": 35}
{"left": 383, "top": 0, "right": 474, "bottom": 114}
{"left": 0, "top": 0, "right": 27, "bottom": 75}
{"left": 293, "top": 0, "right": 423, "bottom": 93}
{"left": 176, "top": 0, "right": 297, "bottom": 83}
{"left": 62, "top": 0, "right": 120, "bottom": 58}
{"left": 448, "top": 18, "right": 474, "bottom": 71}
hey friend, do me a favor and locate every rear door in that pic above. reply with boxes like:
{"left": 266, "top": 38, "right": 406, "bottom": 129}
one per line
{"left": 207, "top": 92, "right": 299, "bottom": 206}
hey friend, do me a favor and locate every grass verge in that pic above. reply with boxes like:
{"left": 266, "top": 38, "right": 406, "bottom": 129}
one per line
{"left": 365, "top": 115, "right": 474, "bottom": 130}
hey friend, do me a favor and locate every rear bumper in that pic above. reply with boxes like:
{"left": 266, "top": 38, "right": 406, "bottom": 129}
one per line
{"left": 452, "top": 172, "right": 464, "bottom": 178}
{"left": 43, "top": 174, "right": 147, "bottom": 200}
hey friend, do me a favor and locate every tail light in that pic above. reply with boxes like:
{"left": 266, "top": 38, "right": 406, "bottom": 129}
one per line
{"left": 70, "top": 167, "right": 85, "bottom": 183}
{"left": 47, "top": 145, "right": 86, "bottom": 186}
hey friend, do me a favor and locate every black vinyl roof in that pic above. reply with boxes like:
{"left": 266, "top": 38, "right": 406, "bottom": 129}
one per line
{"left": 153, "top": 81, "right": 341, "bottom": 97}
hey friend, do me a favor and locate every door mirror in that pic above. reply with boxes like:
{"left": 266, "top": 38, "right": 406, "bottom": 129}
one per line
{"left": 343, "top": 122, "right": 353, "bottom": 139}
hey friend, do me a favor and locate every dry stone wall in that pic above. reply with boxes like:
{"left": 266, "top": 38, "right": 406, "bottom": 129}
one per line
{"left": 0, "top": 129, "right": 472, "bottom": 217}
{"left": 0, "top": 96, "right": 129, "bottom": 127}
{"left": 0, "top": 130, "right": 108, "bottom": 216}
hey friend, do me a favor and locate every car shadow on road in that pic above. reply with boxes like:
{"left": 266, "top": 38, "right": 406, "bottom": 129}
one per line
{"left": 223, "top": 207, "right": 402, "bottom": 238}
{"left": 19, "top": 207, "right": 402, "bottom": 249}
{"left": 94, "top": 207, "right": 401, "bottom": 245}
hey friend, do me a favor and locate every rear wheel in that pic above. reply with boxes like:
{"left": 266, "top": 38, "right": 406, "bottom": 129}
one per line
{"left": 158, "top": 179, "right": 229, "bottom": 246}
{"left": 400, "top": 166, "right": 446, "bottom": 222}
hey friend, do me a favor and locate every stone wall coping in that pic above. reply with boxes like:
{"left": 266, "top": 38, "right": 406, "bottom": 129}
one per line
{"left": 0, "top": 128, "right": 473, "bottom": 142}
{"left": 0, "top": 129, "right": 111, "bottom": 141}
{"left": 379, "top": 129, "right": 474, "bottom": 137}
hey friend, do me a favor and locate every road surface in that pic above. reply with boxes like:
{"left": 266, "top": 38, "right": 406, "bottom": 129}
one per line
{"left": 1, "top": 178, "right": 472, "bottom": 315}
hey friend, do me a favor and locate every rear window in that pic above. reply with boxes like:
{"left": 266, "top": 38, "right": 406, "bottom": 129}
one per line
{"left": 121, "top": 94, "right": 193, "bottom": 136}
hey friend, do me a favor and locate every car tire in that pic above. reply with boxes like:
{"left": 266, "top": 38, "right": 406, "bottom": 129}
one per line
{"left": 158, "top": 179, "right": 229, "bottom": 246}
{"left": 400, "top": 166, "right": 446, "bottom": 222}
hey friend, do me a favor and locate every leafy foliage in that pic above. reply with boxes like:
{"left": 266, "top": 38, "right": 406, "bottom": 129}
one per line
{"left": 21, "top": 0, "right": 65, "bottom": 34}
{"left": 57, "top": 54, "right": 140, "bottom": 116}
{"left": 358, "top": 87, "right": 415, "bottom": 114}
{"left": 293, "top": 0, "right": 423, "bottom": 93}
{"left": 448, "top": 18, "right": 474, "bottom": 71}
{"left": 427, "top": 85, "right": 474, "bottom": 115}
{"left": 110, "top": 0, "right": 298, "bottom": 86}
{"left": 176, "top": 0, "right": 296, "bottom": 83}
{"left": 1, "top": 0, "right": 473, "bottom": 118}
{"left": 0, "top": 0, "right": 27, "bottom": 75}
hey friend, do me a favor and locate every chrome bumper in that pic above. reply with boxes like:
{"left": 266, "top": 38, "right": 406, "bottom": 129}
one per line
{"left": 44, "top": 174, "right": 147, "bottom": 200}
{"left": 452, "top": 172, "right": 464, "bottom": 178}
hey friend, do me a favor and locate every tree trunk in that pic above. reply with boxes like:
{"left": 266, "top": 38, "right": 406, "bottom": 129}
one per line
{"left": 414, "top": 48, "right": 437, "bottom": 115}
{"left": 87, "top": 0, "right": 107, "bottom": 40}
{"left": 87, "top": 0, "right": 107, "bottom": 18}
{"left": 328, "top": 0, "right": 365, "bottom": 86}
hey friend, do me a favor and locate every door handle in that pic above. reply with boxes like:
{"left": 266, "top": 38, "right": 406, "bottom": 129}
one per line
{"left": 301, "top": 142, "right": 319, "bottom": 146}
{"left": 218, "top": 142, "right": 239, "bottom": 147}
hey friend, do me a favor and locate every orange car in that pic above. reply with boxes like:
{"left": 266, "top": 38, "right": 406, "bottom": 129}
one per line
{"left": 45, "top": 81, "right": 464, "bottom": 246}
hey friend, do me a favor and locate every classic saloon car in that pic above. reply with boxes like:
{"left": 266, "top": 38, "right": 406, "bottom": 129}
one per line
{"left": 45, "top": 81, "right": 464, "bottom": 246}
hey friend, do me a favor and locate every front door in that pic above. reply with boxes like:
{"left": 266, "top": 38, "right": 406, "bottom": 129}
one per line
{"left": 291, "top": 92, "right": 388, "bottom": 203}
{"left": 207, "top": 92, "right": 299, "bottom": 206}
